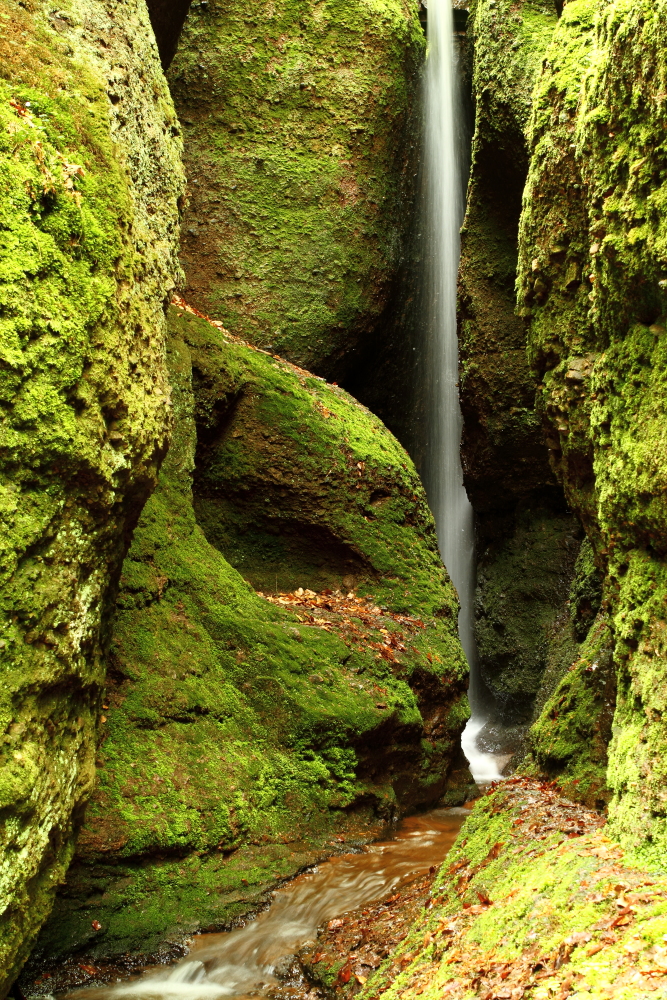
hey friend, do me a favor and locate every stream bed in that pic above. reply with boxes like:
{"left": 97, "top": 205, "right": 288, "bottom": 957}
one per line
{"left": 61, "top": 808, "right": 468, "bottom": 1000}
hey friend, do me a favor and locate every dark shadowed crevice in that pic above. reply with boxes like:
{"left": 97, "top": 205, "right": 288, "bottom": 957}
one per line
{"left": 145, "top": 0, "right": 193, "bottom": 68}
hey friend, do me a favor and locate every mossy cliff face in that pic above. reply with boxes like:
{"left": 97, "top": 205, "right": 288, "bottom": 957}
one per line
{"left": 460, "top": 0, "right": 558, "bottom": 508}
{"left": 517, "top": 0, "right": 667, "bottom": 859}
{"left": 0, "top": 0, "right": 183, "bottom": 987}
{"left": 460, "top": 0, "right": 581, "bottom": 721}
{"left": 28, "top": 307, "right": 470, "bottom": 969}
{"left": 167, "top": 0, "right": 425, "bottom": 379}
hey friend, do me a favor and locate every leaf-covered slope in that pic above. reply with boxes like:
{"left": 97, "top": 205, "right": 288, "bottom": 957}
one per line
{"left": 0, "top": 0, "right": 183, "bottom": 988}
{"left": 352, "top": 780, "right": 667, "bottom": 1000}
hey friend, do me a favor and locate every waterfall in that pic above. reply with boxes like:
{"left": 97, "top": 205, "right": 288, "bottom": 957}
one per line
{"left": 422, "top": 0, "right": 501, "bottom": 784}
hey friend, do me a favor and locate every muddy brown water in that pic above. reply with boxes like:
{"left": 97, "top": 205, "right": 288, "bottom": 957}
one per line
{"left": 61, "top": 807, "right": 467, "bottom": 1000}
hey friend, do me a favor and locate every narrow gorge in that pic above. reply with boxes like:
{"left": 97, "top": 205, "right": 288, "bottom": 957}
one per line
{"left": 1, "top": 2, "right": 667, "bottom": 1000}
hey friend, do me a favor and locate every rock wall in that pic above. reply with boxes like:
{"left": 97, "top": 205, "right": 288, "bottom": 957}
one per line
{"left": 0, "top": 0, "right": 184, "bottom": 987}
{"left": 517, "top": 0, "right": 667, "bottom": 856}
{"left": 459, "top": 0, "right": 581, "bottom": 723}
{"left": 167, "top": 0, "right": 425, "bottom": 380}
{"left": 25, "top": 308, "right": 470, "bottom": 973}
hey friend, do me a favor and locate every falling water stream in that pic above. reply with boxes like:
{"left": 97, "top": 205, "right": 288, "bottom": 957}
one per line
{"left": 60, "top": 810, "right": 466, "bottom": 1000}
{"left": 421, "top": 0, "right": 504, "bottom": 784}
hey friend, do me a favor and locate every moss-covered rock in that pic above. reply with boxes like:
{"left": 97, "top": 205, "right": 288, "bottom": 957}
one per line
{"left": 517, "top": 0, "right": 667, "bottom": 858}
{"left": 458, "top": 0, "right": 581, "bottom": 721}
{"left": 523, "top": 613, "right": 615, "bottom": 808}
{"left": 459, "top": 0, "right": 558, "bottom": 512}
{"left": 0, "top": 0, "right": 183, "bottom": 988}
{"left": 26, "top": 306, "right": 469, "bottom": 969}
{"left": 475, "top": 503, "right": 581, "bottom": 722}
{"left": 167, "top": 0, "right": 425, "bottom": 379}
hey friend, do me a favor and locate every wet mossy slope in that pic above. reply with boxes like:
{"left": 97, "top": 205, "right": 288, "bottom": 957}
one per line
{"left": 517, "top": 0, "right": 667, "bottom": 861}
{"left": 0, "top": 0, "right": 183, "bottom": 988}
{"left": 167, "top": 0, "right": 425, "bottom": 379}
{"left": 29, "top": 307, "right": 469, "bottom": 969}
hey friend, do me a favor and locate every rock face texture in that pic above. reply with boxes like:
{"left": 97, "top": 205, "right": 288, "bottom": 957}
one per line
{"left": 28, "top": 308, "right": 469, "bottom": 968}
{"left": 0, "top": 0, "right": 183, "bottom": 987}
{"left": 459, "top": 0, "right": 581, "bottom": 723}
{"left": 167, "top": 0, "right": 425, "bottom": 380}
{"left": 517, "top": 0, "right": 667, "bottom": 852}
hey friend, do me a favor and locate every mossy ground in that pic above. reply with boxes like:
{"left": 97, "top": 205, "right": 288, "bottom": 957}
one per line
{"left": 168, "top": 0, "right": 424, "bottom": 379}
{"left": 516, "top": 0, "right": 667, "bottom": 855}
{"left": 0, "top": 0, "right": 183, "bottom": 988}
{"left": 354, "top": 779, "right": 667, "bottom": 1000}
{"left": 26, "top": 307, "right": 470, "bottom": 969}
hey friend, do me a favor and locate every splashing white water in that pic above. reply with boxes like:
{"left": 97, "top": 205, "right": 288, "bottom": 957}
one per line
{"left": 422, "top": 0, "right": 501, "bottom": 784}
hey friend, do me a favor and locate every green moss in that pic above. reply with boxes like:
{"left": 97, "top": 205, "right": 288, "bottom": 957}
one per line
{"left": 523, "top": 615, "right": 615, "bottom": 807}
{"left": 517, "top": 0, "right": 667, "bottom": 855}
{"left": 179, "top": 307, "right": 463, "bottom": 622}
{"left": 168, "top": 0, "right": 425, "bottom": 377}
{"left": 0, "top": 0, "right": 184, "bottom": 988}
{"left": 32, "top": 310, "right": 470, "bottom": 964}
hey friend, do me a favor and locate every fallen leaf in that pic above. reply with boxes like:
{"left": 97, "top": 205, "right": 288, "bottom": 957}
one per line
{"left": 338, "top": 964, "right": 352, "bottom": 984}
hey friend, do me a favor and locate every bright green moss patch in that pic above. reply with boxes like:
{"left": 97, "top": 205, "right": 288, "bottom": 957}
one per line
{"left": 0, "top": 0, "right": 183, "bottom": 987}
{"left": 177, "top": 307, "right": 465, "bottom": 625}
{"left": 168, "top": 0, "right": 424, "bottom": 377}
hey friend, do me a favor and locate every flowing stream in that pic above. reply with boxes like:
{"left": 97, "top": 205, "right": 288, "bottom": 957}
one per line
{"left": 62, "top": 809, "right": 466, "bottom": 1000}
{"left": 421, "top": 0, "right": 503, "bottom": 784}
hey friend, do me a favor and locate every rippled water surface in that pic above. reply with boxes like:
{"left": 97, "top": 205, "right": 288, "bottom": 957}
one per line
{"left": 65, "top": 808, "right": 467, "bottom": 1000}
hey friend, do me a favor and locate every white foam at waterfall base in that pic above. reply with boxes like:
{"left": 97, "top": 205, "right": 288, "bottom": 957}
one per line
{"left": 461, "top": 717, "right": 503, "bottom": 784}
{"left": 422, "top": 0, "right": 505, "bottom": 786}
